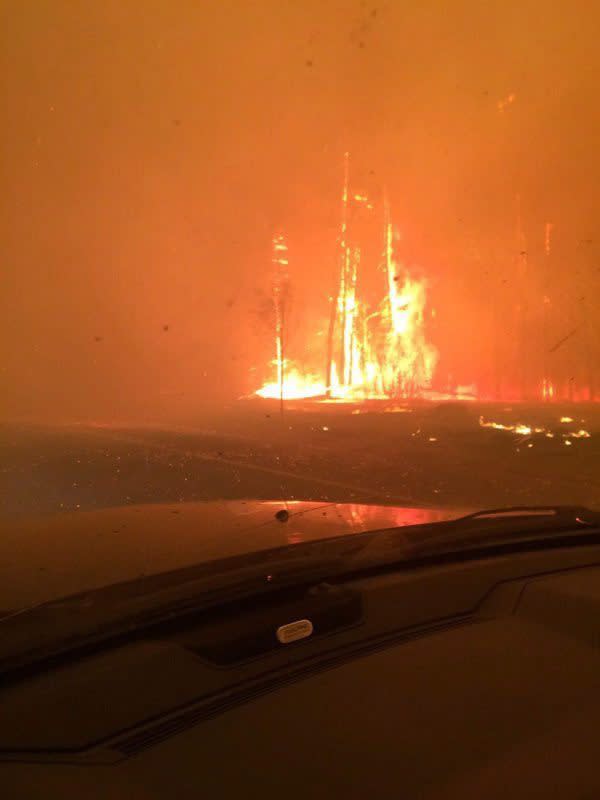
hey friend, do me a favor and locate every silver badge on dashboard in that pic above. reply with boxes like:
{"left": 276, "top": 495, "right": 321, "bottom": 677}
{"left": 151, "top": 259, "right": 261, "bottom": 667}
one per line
{"left": 276, "top": 619, "right": 314, "bottom": 644}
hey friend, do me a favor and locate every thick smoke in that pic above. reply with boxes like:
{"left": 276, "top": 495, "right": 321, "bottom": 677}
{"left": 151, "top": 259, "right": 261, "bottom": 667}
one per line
{"left": 2, "top": 1, "right": 599, "bottom": 421}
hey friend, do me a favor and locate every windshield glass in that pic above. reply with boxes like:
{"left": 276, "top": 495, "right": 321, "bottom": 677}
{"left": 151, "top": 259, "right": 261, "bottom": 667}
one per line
{"left": 2, "top": 2, "right": 599, "bottom": 610}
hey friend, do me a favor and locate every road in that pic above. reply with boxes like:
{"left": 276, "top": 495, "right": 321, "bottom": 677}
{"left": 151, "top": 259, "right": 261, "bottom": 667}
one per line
{"left": 2, "top": 400, "right": 600, "bottom": 519}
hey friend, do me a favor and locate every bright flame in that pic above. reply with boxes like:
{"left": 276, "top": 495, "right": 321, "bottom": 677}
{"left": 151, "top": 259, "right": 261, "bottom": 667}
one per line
{"left": 256, "top": 364, "right": 326, "bottom": 400}
{"left": 256, "top": 158, "right": 438, "bottom": 402}
{"left": 379, "top": 215, "right": 438, "bottom": 396}
{"left": 316, "top": 202, "right": 437, "bottom": 402}
{"left": 253, "top": 154, "right": 599, "bottom": 405}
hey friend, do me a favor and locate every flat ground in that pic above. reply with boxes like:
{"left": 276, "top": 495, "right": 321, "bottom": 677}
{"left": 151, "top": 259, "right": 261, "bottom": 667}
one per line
{"left": 2, "top": 400, "right": 599, "bottom": 519}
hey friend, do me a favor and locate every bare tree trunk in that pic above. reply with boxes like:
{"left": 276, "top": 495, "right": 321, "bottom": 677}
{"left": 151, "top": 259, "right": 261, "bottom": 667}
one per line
{"left": 326, "top": 151, "right": 350, "bottom": 396}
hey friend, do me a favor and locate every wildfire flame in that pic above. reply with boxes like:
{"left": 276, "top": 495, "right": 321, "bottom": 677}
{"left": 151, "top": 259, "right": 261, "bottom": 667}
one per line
{"left": 256, "top": 155, "right": 438, "bottom": 402}
{"left": 479, "top": 415, "right": 591, "bottom": 443}
{"left": 255, "top": 364, "right": 326, "bottom": 400}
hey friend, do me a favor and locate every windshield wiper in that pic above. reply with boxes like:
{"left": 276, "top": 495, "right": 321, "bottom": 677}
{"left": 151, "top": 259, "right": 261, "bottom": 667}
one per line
{"left": 1, "top": 505, "right": 599, "bottom": 681}
{"left": 389, "top": 505, "right": 600, "bottom": 556}
{"left": 0, "top": 547, "right": 364, "bottom": 681}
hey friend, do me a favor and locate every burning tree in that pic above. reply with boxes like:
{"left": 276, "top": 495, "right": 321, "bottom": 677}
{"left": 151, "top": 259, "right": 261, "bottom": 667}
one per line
{"left": 255, "top": 233, "right": 326, "bottom": 402}
{"left": 257, "top": 153, "right": 438, "bottom": 401}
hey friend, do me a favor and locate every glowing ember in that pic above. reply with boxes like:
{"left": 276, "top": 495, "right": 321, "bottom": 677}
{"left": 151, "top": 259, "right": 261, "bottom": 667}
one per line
{"left": 497, "top": 92, "right": 516, "bottom": 113}
{"left": 479, "top": 416, "right": 591, "bottom": 443}
{"left": 571, "top": 429, "right": 591, "bottom": 439}
{"left": 479, "top": 418, "right": 544, "bottom": 435}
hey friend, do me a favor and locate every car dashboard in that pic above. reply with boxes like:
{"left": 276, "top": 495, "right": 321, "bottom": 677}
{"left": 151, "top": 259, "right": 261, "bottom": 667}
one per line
{"left": 2, "top": 541, "right": 600, "bottom": 799}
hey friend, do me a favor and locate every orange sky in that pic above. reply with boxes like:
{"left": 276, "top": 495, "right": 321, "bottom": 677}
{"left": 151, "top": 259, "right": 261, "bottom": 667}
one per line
{"left": 2, "top": 1, "right": 599, "bottom": 419}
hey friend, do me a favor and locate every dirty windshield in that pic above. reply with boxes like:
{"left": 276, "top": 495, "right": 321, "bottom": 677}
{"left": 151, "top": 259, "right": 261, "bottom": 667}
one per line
{"left": 2, "top": 2, "right": 599, "bottom": 592}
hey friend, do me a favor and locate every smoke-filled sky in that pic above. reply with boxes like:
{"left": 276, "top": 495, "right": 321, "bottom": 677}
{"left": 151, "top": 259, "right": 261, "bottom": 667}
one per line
{"left": 2, "top": 0, "right": 599, "bottom": 420}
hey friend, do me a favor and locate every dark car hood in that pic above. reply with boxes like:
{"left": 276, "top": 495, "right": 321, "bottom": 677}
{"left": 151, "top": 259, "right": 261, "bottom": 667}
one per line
{"left": 0, "top": 501, "right": 469, "bottom": 611}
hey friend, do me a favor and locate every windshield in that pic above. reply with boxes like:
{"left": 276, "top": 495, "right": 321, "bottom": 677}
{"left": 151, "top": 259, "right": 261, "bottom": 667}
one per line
{"left": 2, "top": 2, "right": 599, "bottom": 610}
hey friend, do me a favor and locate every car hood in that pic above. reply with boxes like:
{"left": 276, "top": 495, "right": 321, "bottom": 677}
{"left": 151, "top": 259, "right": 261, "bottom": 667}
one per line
{"left": 0, "top": 501, "right": 470, "bottom": 611}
